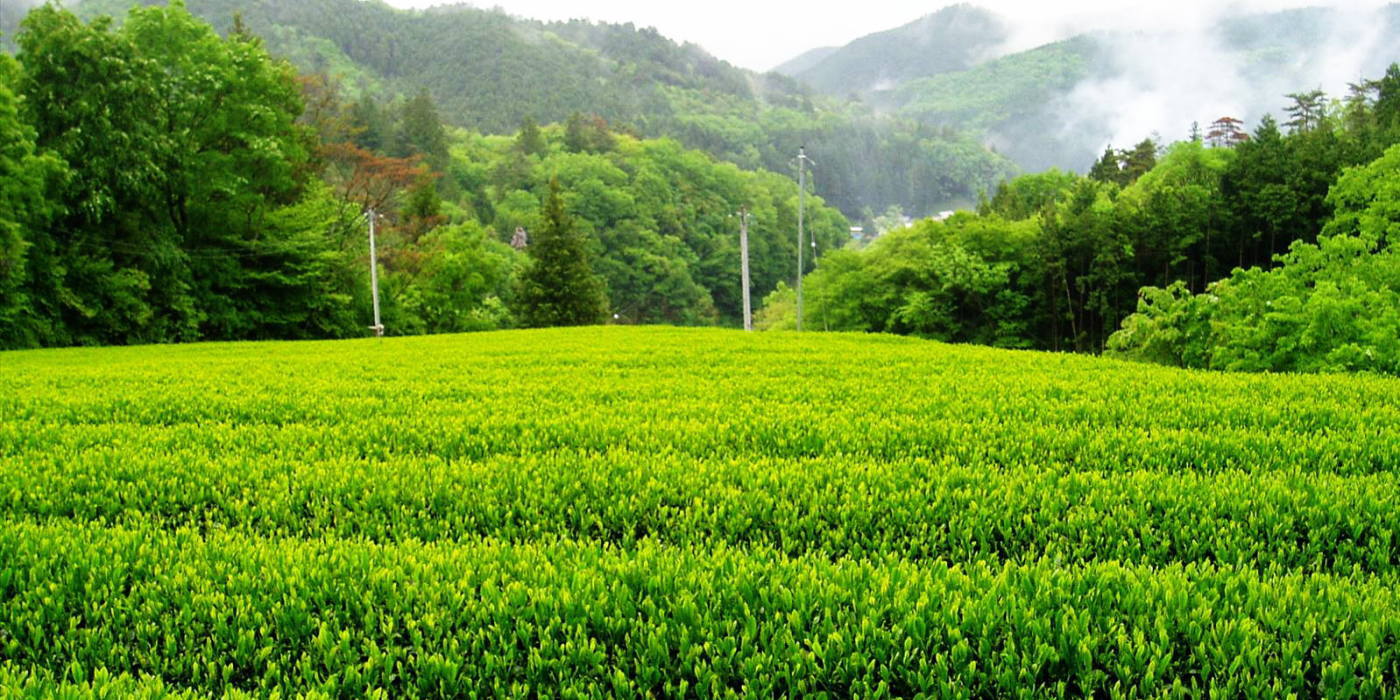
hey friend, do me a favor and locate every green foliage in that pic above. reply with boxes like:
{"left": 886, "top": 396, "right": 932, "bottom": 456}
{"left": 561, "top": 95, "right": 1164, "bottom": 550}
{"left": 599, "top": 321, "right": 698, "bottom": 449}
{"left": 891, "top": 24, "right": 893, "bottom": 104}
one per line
{"left": 7, "top": 1, "right": 360, "bottom": 348}
{"left": 1219, "top": 114, "right": 1353, "bottom": 269}
{"left": 891, "top": 36, "right": 1094, "bottom": 132}
{"left": 10, "top": 2, "right": 1399, "bottom": 372}
{"left": 515, "top": 115, "right": 545, "bottom": 156}
{"left": 15, "top": 5, "right": 173, "bottom": 345}
{"left": 790, "top": 213, "right": 1037, "bottom": 346}
{"left": 563, "top": 112, "right": 617, "bottom": 154}
{"left": 349, "top": 92, "right": 389, "bottom": 151}
{"left": 392, "top": 221, "right": 518, "bottom": 334}
{"left": 392, "top": 89, "right": 449, "bottom": 170}
{"left": 399, "top": 171, "right": 443, "bottom": 241}
{"left": 1117, "top": 139, "right": 1235, "bottom": 291}
{"left": 1087, "top": 139, "right": 1158, "bottom": 187}
{"left": 800, "top": 79, "right": 1400, "bottom": 361}
{"left": 1104, "top": 281, "right": 1213, "bottom": 367}
{"left": 518, "top": 178, "right": 609, "bottom": 326}
{"left": 754, "top": 281, "right": 796, "bottom": 330}
{"left": 978, "top": 167, "right": 1078, "bottom": 219}
{"left": 244, "top": 181, "right": 363, "bottom": 340}
{"left": 1373, "top": 63, "right": 1400, "bottom": 132}
{"left": 58, "top": 0, "right": 1016, "bottom": 219}
{"left": 1111, "top": 143, "right": 1400, "bottom": 374}
{"left": 4, "top": 327, "right": 1400, "bottom": 695}
{"left": 0, "top": 53, "right": 63, "bottom": 349}
{"left": 445, "top": 126, "right": 848, "bottom": 327}
{"left": 124, "top": 1, "right": 324, "bottom": 339}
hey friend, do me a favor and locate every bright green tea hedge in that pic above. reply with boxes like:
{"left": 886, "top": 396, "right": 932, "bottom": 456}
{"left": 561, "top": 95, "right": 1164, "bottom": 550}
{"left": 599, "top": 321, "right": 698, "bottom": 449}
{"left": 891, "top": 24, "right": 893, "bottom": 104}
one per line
{"left": 3, "top": 327, "right": 1400, "bottom": 697}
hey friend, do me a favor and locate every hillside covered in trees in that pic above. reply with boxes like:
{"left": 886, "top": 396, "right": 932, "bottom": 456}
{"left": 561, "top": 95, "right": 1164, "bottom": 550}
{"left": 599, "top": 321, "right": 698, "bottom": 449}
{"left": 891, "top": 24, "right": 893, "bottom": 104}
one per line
{"left": 0, "top": 1, "right": 848, "bottom": 349}
{"left": 774, "top": 72, "right": 1400, "bottom": 375}
{"left": 7, "top": 0, "right": 1400, "bottom": 379}
{"left": 780, "top": 3, "right": 1400, "bottom": 173}
{"left": 23, "top": 0, "right": 1016, "bottom": 221}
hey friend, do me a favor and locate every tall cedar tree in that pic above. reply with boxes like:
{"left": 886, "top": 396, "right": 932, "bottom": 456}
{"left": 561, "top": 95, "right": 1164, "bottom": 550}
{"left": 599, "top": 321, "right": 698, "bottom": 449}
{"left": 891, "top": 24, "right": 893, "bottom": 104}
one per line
{"left": 1087, "top": 147, "right": 1120, "bottom": 184}
{"left": 394, "top": 90, "right": 449, "bottom": 171}
{"left": 519, "top": 178, "right": 607, "bottom": 326}
{"left": 516, "top": 115, "right": 545, "bottom": 156}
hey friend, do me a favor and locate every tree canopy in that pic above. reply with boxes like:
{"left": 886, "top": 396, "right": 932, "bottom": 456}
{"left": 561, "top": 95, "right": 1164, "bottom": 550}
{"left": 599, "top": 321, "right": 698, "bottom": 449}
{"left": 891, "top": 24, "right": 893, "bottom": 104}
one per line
{"left": 0, "top": 2, "right": 851, "bottom": 349}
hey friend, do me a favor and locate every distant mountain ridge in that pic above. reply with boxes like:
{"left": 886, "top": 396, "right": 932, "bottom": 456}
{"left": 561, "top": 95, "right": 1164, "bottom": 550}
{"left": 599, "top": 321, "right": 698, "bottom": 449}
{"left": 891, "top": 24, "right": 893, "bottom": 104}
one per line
{"left": 779, "top": 4, "right": 1008, "bottom": 97}
{"left": 772, "top": 46, "right": 838, "bottom": 76}
{"left": 779, "top": 3, "right": 1400, "bottom": 171}
{"left": 15, "top": 0, "right": 1016, "bottom": 219}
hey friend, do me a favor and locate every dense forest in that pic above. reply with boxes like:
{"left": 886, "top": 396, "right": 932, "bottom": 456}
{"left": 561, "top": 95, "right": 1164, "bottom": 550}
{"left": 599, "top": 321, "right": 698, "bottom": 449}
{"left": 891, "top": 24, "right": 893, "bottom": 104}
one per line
{"left": 0, "top": 1, "right": 847, "bottom": 349}
{"left": 773, "top": 73, "right": 1400, "bottom": 374}
{"left": 33, "top": 0, "right": 1016, "bottom": 221}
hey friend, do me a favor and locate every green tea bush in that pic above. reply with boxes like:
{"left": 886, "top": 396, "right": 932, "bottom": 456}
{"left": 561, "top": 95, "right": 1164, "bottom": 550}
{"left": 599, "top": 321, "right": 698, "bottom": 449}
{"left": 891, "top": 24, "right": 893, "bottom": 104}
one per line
{"left": 3, "top": 327, "right": 1399, "bottom": 696}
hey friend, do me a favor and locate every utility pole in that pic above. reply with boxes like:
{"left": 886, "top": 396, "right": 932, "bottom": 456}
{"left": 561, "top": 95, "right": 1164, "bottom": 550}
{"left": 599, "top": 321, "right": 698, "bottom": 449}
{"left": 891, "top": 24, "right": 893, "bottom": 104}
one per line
{"left": 739, "top": 206, "right": 752, "bottom": 331}
{"left": 367, "top": 208, "right": 384, "bottom": 337}
{"left": 795, "top": 146, "right": 811, "bottom": 331}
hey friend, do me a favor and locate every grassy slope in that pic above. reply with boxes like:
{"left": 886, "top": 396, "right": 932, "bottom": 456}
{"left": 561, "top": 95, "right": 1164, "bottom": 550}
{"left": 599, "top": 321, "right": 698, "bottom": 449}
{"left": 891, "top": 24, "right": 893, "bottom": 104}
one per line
{"left": 3, "top": 326, "right": 1400, "bottom": 695}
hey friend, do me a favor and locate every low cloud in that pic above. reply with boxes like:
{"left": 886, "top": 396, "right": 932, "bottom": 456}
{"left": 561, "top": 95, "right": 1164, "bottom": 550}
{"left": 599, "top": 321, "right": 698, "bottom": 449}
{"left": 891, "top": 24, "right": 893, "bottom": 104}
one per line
{"left": 958, "top": 2, "right": 1394, "bottom": 168}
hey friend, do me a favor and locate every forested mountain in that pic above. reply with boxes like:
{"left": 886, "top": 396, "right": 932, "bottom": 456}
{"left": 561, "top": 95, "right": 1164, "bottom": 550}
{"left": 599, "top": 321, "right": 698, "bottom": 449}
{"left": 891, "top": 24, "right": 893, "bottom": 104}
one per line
{"left": 771, "top": 47, "right": 838, "bottom": 77}
{"left": 0, "top": 1, "right": 852, "bottom": 349}
{"left": 768, "top": 59, "right": 1400, "bottom": 374}
{"left": 780, "top": 3, "right": 1400, "bottom": 172}
{"left": 25, "top": 0, "right": 1014, "bottom": 220}
{"left": 775, "top": 4, "right": 1008, "bottom": 97}
{"left": 5, "top": 0, "right": 1400, "bottom": 377}
{"left": 887, "top": 37, "right": 1102, "bottom": 171}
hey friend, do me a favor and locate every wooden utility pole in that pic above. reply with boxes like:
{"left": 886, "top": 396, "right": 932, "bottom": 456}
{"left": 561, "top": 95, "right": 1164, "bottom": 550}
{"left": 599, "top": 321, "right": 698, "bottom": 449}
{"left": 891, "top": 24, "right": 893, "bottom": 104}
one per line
{"left": 795, "top": 146, "right": 812, "bottom": 331}
{"left": 368, "top": 208, "right": 384, "bottom": 337}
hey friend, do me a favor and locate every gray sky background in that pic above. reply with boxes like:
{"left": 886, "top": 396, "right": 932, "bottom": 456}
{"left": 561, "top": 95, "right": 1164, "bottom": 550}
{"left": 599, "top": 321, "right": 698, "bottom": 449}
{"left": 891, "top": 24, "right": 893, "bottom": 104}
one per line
{"left": 380, "top": 0, "right": 1387, "bottom": 72}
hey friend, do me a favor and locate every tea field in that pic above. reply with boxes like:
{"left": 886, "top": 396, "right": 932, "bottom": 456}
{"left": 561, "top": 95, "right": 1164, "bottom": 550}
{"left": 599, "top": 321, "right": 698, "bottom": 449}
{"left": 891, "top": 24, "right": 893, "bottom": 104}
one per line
{"left": 2, "top": 326, "right": 1400, "bottom": 697}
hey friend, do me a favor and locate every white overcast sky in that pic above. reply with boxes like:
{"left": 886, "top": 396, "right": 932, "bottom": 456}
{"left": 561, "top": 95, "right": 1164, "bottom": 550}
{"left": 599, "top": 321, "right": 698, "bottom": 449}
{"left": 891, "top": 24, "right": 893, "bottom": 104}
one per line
{"left": 380, "top": 0, "right": 1385, "bottom": 71}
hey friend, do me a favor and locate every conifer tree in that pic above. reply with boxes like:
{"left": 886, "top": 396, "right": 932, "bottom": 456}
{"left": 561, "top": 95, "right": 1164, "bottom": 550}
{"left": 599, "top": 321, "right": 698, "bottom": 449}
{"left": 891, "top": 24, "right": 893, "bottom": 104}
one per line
{"left": 519, "top": 177, "right": 608, "bottom": 327}
{"left": 396, "top": 89, "right": 449, "bottom": 170}
{"left": 1121, "top": 139, "right": 1157, "bottom": 183}
{"left": 516, "top": 115, "right": 545, "bottom": 156}
{"left": 1284, "top": 89, "right": 1327, "bottom": 133}
{"left": 1206, "top": 117, "right": 1249, "bottom": 148}
{"left": 1087, "top": 146, "right": 1120, "bottom": 184}
{"left": 1373, "top": 63, "right": 1400, "bottom": 137}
